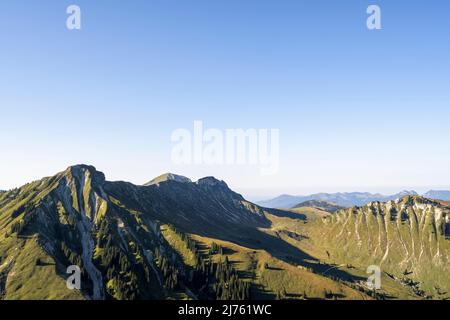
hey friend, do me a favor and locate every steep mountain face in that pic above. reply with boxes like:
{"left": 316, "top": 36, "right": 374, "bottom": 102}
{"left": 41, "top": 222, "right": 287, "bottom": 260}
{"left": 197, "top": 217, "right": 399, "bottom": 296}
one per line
{"left": 424, "top": 190, "right": 450, "bottom": 201}
{"left": 0, "top": 165, "right": 163, "bottom": 300}
{"left": 311, "top": 196, "right": 450, "bottom": 297}
{"left": 292, "top": 200, "right": 344, "bottom": 213}
{"left": 0, "top": 165, "right": 268, "bottom": 300}
{"left": 107, "top": 175, "right": 269, "bottom": 235}
{"left": 259, "top": 191, "right": 418, "bottom": 209}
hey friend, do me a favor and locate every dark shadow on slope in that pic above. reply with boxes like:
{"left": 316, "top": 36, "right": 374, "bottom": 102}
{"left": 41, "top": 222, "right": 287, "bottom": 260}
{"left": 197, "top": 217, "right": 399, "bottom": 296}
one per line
{"left": 104, "top": 180, "right": 364, "bottom": 285}
{"left": 195, "top": 242, "right": 210, "bottom": 255}
{"left": 178, "top": 220, "right": 366, "bottom": 284}
{"left": 139, "top": 206, "right": 367, "bottom": 286}
{"left": 264, "top": 266, "right": 284, "bottom": 271}
{"left": 285, "top": 292, "right": 306, "bottom": 299}
{"left": 264, "top": 208, "right": 307, "bottom": 221}
{"left": 234, "top": 268, "right": 254, "bottom": 281}
{"left": 250, "top": 283, "right": 277, "bottom": 300}
{"left": 222, "top": 247, "right": 238, "bottom": 255}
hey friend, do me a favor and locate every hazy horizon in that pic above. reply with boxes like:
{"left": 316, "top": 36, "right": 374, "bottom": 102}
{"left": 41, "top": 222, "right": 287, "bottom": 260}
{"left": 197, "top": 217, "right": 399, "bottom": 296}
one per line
{"left": 2, "top": 163, "right": 450, "bottom": 202}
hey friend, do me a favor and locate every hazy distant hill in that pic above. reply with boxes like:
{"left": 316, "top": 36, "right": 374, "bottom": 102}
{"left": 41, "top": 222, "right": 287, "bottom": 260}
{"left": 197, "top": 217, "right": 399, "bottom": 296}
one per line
{"left": 259, "top": 191, "right": 418, "bottom": 209}
{"left": 423, "top": 190, "right": 450, "bottom": 201}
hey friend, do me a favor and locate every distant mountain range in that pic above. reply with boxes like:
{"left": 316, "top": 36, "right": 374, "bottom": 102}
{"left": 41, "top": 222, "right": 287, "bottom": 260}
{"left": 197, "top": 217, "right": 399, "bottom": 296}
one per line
{"left": 258, "top": 191, "right": 418, "bottom": 208}
{"left": 423, "top": 190, "right": 450, "bottom": 202}
{"left": 258, "top": 190, "right": 450, "bottom": 209}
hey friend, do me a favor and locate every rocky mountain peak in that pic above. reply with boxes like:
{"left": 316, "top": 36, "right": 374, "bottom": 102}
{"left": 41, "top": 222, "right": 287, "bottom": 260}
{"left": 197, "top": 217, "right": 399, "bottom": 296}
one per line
{"left": 64, "top": 164, "right": 106, "bottom": 185}
{"left": 196, "top": 177, "right": 228, "bottom": 188}
{"left": 145, "top": 173, "right": 192, "bottom": 186}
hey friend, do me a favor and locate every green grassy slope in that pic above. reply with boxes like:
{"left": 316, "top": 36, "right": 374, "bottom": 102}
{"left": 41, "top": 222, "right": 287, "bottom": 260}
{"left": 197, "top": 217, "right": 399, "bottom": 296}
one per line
{"left": 296, "top": 197, "right": 450, "bottom": 299}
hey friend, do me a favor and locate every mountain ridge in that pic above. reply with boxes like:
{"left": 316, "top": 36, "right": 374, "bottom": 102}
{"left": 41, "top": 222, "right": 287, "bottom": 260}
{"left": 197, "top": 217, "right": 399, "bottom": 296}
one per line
{"left": 0, "top": 165, "right": 272, "bottom": 300}
{"left": 258, "top": 190, "right": 421, "bottom": 209}
{"left": 424, "top": 190, "right": 450, "bottom": 201}
{"left": 144, "top": 173, "right": 192, "bottom": 186}
{"left": 1, "top": 165, "right": 449, "bottom": 300}
{"left": 308, "top": 195, "right": 450, "bottom": 297}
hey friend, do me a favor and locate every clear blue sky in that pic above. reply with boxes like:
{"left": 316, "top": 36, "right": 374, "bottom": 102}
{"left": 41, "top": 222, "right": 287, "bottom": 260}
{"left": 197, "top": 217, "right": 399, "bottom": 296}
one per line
{"left": 1, "top": 1, "right": 450, "bottom": 199}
